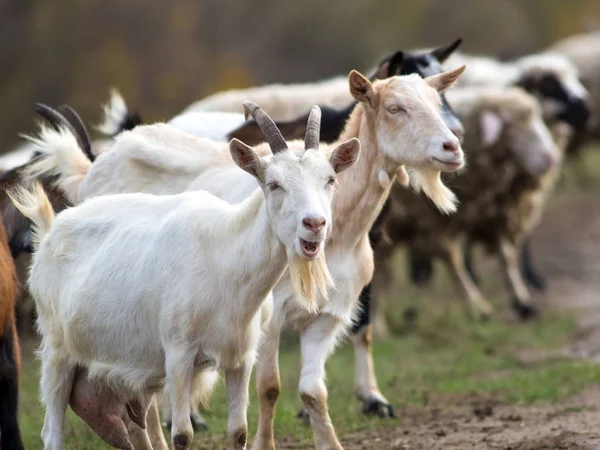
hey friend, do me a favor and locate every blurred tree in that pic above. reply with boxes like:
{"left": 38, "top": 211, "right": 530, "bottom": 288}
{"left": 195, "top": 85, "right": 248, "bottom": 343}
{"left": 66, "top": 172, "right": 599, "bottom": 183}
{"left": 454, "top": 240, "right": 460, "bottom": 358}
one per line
{"left": 0, "top": 0, "right": 597, "bottom": 151}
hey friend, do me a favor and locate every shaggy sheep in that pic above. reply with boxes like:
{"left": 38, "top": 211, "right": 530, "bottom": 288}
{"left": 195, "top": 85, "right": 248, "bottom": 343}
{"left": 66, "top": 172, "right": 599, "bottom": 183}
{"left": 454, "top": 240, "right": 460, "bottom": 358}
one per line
{"left": 376, "top": 86, "right": 559, "bottom": 322}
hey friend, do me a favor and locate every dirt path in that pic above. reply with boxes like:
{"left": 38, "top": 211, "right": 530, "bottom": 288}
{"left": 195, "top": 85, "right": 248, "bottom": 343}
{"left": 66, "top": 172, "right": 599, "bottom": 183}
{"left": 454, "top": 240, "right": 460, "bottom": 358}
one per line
{"left": 338, "top": 190, "right": 600, "bottom": 450}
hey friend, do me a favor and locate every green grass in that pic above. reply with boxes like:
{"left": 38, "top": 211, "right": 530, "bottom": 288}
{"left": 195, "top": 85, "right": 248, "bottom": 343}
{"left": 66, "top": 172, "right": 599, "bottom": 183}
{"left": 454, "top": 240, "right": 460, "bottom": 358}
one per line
{"left": 17, "top": 300, "right": 600, "bottom": 449}
{"left": 16, "top": 146, "right": 600, "bottom": 448}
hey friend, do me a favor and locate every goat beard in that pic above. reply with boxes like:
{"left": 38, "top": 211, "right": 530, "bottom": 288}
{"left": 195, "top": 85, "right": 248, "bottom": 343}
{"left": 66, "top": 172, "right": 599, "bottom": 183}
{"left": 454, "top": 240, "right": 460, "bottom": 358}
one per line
{"left": 407, "top": 167, "right": 458, "bottom": 215}
{"left": 288, "top": 251, "right": 334, "bottom": 314}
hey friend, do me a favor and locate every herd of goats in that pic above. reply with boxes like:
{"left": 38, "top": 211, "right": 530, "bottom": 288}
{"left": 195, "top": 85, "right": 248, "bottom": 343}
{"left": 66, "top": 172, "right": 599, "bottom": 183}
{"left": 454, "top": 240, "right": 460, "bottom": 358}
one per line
{"left": 0, "top": 29, "right": 599, "bottom": 450}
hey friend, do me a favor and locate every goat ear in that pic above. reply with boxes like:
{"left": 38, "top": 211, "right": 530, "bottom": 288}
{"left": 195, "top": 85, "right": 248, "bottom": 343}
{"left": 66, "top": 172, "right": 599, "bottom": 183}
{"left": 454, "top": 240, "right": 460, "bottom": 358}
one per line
{"left": 430, "top": 38, "right": 462, "bottom": 63}
{"left": 229, "top": 139, "right": 264, "bottom": 180}
{"left": 330, "top": 138, "right": 360, "bottom": 174}
{"left": 349, "top": 70, "right": 376, "bottom": 107}
{"left": 425, "top": 65, "right": 466, "bottom": 93}
{"left": 479, "top": 110, "right": 504, "bottom": 147}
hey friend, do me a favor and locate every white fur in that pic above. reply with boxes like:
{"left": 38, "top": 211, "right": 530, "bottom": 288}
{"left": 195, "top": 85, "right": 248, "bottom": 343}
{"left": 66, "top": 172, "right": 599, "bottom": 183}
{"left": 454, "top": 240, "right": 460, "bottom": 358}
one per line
{"left": 183, "top": 77, "right": 350, "bottom": 121}
{"left": 97, "top": 88, "right": 130, "bottom": 136}
{"left": 14, "top": 132, "right": 351, "bottom": 449}
{"left": 0, "top": 142, "right": 36, "bottom": 169}
{"left": 168, "top": 111, "right": 246, "bottom": 141}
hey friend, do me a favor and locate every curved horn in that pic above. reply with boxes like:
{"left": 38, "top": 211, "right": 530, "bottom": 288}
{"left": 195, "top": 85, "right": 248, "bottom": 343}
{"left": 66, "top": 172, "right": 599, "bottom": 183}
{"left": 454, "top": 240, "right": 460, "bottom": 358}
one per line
{"left": 304, "top": 106, "right": 321, "bottom": 150}
{"left": 58, "top": 104, "right": 94, "bottom": 162}
{"left": 430, "top": 38, "right": 462, "bottom": 63}
{"left": 242, "top": 101, "right": 287, "bottom": 154}
{"left": 34, "top": 103, "right": 74, "bottom": 133}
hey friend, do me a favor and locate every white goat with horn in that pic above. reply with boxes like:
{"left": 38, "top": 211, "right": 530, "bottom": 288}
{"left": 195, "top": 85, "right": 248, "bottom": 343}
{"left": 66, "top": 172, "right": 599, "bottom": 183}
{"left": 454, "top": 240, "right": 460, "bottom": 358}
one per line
{"left": 9, "top": 102, "right": 360, "bottom": 450}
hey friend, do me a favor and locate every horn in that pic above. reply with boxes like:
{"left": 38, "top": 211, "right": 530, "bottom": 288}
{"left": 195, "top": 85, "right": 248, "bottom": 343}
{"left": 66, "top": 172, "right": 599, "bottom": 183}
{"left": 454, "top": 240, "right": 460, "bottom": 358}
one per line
{"left": 242, "top": 101, "right": 287, "bottom": 154}
{"left": 430, "top": 38, "right": 462, "bottom": 63}
{"left": 58, "top": 105, "right": 94, "bottom": 162}
{"left": 34, "top": 103, "right": 74, "bottom": 134}
{"left": 304, "top": 106, "right": 322, "bottom": 150}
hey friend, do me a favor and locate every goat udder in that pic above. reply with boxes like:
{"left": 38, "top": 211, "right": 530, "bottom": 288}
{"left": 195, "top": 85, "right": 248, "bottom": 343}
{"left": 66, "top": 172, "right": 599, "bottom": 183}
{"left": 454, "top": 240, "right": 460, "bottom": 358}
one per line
{"left": 70, "top": 372, "right": 133, "bottom": 449}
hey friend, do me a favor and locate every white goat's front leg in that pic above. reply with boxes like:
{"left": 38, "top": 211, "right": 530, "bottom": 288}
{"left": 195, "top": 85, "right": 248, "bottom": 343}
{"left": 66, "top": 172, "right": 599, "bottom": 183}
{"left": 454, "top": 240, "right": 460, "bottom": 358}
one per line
{"left": 251, "top": 321, "right": 281, "bottom": 450}
{"left": 39, "top": 345, "right": 76, "bottom": 450}
{"left": 498, "top": 237, "right": 538, "bottom": 320}
{"left": 225, "top": 357, "right": 253, "bottom": 450}
{"left": 445, "top": 237, "right": 494, "bottom": 320}
{"left": 165, "top": 349, "right": 195, "bottom": 450}
{"left": 299, "top": 313, "right": 345, "bottom": 450}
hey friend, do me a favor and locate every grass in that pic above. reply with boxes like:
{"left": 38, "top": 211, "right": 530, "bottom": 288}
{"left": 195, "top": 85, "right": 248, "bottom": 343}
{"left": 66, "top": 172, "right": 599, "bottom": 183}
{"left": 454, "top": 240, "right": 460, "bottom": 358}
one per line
{"left": 17, "top": 286, "right": 600, "bottom": 449}
{"left": 15, "top": 148, "right": 600, "bottom": 448}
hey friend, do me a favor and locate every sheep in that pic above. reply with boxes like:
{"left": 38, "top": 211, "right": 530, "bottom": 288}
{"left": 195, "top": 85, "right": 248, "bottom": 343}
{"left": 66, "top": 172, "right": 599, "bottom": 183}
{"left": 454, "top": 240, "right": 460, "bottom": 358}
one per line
{"left": 550, "top": 31, "right": 600, "bottom": 157}
{"left": 372, "top": 86, "right": 559, "bottom": 325}
{"left": 442, "top": 51, "right": 590, "bottom": 131}
{"left": 28, "top": 66, "right": 467, "bottom": 450}
{"left": 0, "top": 219, "right": 24, "bottom": 450}
{"left": 11, "top": 100, "right": 360, "bottom": 450}
{"left": 439, "top": 49, "right": 590, "bottom": 292}
{"left": 181, "top": 40, "right": 463, "bottom": 122}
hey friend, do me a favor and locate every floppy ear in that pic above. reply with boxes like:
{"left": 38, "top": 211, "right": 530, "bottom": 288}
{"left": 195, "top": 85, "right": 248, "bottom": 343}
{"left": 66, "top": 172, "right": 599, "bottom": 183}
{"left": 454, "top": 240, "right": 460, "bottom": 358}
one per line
{"left": 330, "top": 138, "right": 361, "bottom": 174}
{"left": 430, "top": 38, "right": 462, "bottom": 63}
{"left": 229, "top": 138, "right": 265, "bottom": 181}
{"left": 479, "top": 110, "right": 504, "bottom": 147}
{"left": 425, "top": 65, "right": 466, "bottom": 93}
{"left": 349, "top": 70, "right": 376, "bottom": 107}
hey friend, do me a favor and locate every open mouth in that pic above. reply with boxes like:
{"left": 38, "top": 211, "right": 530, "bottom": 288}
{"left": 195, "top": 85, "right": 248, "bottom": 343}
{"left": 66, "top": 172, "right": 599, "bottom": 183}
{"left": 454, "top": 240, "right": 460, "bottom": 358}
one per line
{"left": 300, "top": 239, "right": 320, "bottom": 258}
{"left": 433, "top": 157, "right": 463, "bottom": 170}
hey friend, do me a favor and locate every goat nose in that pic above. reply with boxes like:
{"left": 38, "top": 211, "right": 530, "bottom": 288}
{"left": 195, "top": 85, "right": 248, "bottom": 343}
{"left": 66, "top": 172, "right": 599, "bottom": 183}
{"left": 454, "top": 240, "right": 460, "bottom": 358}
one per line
{"left": 303, "top": 217, "right": 326, "bottom": 233}
{"left": 442, "top": 141, "right": 460, "bottom": 154}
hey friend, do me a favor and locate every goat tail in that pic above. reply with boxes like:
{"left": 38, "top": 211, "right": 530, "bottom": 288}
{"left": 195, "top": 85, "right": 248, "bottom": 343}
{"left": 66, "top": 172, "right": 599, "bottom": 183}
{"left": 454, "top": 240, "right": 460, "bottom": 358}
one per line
{"left": 97, "top": 88, "right": 143, "bottom": 136}
{"left": 23, "top": 125, "right": 91, "bottom": 204}
{"left": 6, "top": 182, "right": 55, "bottom": 251}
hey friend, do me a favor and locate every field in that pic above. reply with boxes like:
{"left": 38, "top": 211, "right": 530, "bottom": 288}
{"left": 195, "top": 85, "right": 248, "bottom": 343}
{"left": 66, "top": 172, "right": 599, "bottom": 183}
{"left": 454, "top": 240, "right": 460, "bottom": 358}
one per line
{"left": 15, "top": 150, "right": 600, "bottom": 449}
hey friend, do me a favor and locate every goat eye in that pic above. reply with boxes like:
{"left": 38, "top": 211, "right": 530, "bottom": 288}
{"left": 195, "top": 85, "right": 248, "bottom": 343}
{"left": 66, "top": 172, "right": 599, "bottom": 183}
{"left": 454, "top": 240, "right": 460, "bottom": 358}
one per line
{"left": 268, "top": 182, "right": 282, "bottom": 192}
{"left": 388, "top": 105, "right": 404, "bottom": 114}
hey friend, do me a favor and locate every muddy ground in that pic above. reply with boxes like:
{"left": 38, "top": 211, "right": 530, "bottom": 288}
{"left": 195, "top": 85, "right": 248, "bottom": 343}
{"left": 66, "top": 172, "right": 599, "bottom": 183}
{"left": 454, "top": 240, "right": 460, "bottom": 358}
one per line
{"left": 336, "top": 190, "right": 600, "bottom": 450}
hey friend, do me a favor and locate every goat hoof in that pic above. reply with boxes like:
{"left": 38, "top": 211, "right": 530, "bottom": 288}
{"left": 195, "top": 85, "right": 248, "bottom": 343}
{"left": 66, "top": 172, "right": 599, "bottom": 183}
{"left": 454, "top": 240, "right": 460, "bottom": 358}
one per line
{"left": 526, "top": 274, "right": 547, "bottom": 291}
{"left": 468, "top": 308, "right": 493, "bottom": 322}
{"left": 296, "top": 408, "right": 311, "bottom": 426}
{"left": 173, "top": 433, "right": 190, "bottom": 450}
{"left": 512, "top": 300, "right": 539, "bottom": 321}
{"left": 362, "top": 395, "right": 396, "bottom": 418}
{"left": 190, "top": 413, "right": 208, "bottom": 431}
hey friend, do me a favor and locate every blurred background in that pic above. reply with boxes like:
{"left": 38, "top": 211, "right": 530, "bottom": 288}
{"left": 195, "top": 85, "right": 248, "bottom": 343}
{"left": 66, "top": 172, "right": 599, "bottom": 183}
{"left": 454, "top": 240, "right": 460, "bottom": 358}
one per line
{"left": 2, "top": 0, "right": 600, "bottom": 150}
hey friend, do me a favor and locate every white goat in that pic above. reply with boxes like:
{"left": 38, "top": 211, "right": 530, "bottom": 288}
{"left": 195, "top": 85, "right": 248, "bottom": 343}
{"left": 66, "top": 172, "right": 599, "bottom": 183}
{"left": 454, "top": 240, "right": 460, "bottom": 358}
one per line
{"left": 27, "top": 67, "right": 466, "bottom": 449}
{"left": 12, "top": 102, "right": 361, "bottom": 450}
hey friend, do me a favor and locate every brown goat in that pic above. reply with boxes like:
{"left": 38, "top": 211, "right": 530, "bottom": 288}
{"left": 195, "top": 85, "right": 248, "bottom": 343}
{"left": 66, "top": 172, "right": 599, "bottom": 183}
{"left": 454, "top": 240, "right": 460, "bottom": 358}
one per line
{"left": 0, "top": 217, "right": 24, "bottom": 450}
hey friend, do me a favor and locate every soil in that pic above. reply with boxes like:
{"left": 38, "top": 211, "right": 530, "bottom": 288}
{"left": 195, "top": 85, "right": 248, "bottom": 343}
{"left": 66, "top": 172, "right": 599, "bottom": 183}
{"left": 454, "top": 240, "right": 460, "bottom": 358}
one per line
{"left": 316, "top": 190, "right": 600, "bottom": 450}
